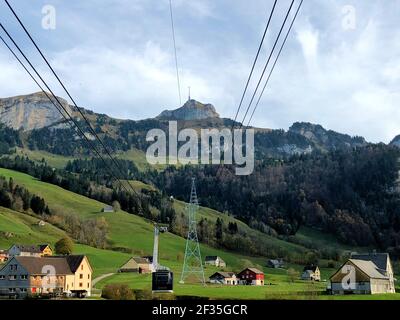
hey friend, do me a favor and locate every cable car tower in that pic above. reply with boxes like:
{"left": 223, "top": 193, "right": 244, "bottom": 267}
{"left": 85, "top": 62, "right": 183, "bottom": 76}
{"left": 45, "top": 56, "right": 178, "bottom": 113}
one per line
{"left": 179, "top": 178, "right": 205, "bottom": 284}
{"left": 151, "top": 224, "right": 173, "bottom": 293}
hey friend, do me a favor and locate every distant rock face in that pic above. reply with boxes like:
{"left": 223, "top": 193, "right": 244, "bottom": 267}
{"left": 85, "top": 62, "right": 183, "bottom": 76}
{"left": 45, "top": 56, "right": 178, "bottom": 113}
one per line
{"left": 0, "top": 92, "right": 71, "bottom": 131}
{"left": 289, "top": 122, "right": 367, "bottom": 150}
{"left": 390, "top": 135, "right": 400, "bottom": 148}
{"left": 156, "top": 99, "right": 220, "bottom": 120}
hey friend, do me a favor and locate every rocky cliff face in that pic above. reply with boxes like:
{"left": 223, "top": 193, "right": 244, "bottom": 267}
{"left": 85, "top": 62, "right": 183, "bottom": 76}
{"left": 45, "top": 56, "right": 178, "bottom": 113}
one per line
{"left": 390, "top": 135, "right": 400, "bottom": 148}
{"left": 289, "top": 122, "right": 367, "bottom": 150}
{"left": 156, "top": 99, "right": 220, "bottom": 120}
{"left": 0, "top": 92, "right": 72, "bottom": 131}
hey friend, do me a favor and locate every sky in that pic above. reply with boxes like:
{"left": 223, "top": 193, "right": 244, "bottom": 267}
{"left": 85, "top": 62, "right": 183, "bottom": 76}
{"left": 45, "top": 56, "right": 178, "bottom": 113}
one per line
{"left": 0, "top": 0, "right": 399, "bottom": 143}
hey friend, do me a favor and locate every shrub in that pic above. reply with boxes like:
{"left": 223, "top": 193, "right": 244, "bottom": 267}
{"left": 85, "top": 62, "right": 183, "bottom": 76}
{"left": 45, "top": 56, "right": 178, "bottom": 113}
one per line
{"left": 55, "top": 236, "right": 74, "bottom": 255}
{"left": 102, "top": 284, "right": 135, "bottom": 300}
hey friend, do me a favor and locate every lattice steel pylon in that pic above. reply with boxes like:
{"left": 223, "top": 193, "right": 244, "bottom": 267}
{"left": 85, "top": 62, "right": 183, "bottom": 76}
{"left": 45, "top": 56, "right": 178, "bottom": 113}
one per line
{"left": 179, "top": 178, "right": 205, "bottom": 285}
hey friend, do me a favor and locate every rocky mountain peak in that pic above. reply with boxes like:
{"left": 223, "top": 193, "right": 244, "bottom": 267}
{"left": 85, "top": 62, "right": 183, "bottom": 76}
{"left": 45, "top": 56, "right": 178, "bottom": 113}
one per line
{"left": 0, "top": 92, "right": 72, "bottom": 131}
{"left": 390, "top": 135, "right": 400, "bottom": 148}
{"left": 156, "top": 99, "right": 220, "bottom": 121}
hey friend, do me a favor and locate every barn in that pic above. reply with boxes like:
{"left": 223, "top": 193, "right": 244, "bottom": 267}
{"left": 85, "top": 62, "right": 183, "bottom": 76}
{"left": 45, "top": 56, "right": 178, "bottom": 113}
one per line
{"left": 237, "top": 268, "right": 264, "bottom": 286}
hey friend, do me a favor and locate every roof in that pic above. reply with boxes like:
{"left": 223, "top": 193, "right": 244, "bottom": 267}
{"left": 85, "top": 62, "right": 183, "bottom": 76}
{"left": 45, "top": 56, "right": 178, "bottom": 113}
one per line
{"left": 210, "top": 272, "right": 236, "bottom": 279}
{"left": 120, "top": 257, "right": 150, "bottom": 269}
{"left": 348, "top": 259, "right": 388, "bottom": 279}
{"left": 10, "top": 244, "right": 50, "bottom": 253}
{"left": 205, "top": 256, "right": 221, "bottom": 261}
{"left": 15, "top": 256, "right": 73, "bottom": 275}
{"left": 65, "top": 255, "right": 85, "bottom": 273}
{"left": 350, "top": 253, "right": 389, "bottom": 271}
{"left": 239, "top": 267, "right": 264, "bottom": 275}
{"left": 268, "top": 259, "right": 283, "bottom": 265}
{"left": 303, "top": 265, "right": 318, "bottom": 272}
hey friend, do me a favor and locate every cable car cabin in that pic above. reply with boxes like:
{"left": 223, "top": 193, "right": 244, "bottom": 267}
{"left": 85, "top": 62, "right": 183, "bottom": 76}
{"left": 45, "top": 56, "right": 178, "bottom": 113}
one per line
{"left": 152, "top": 270, "right": 173, "bottom": 293}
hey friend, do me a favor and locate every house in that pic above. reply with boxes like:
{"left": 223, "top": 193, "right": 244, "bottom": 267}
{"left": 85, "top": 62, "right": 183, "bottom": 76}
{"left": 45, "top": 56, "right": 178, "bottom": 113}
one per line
{"left": 209, "top": 272, "right": 238, "bottom": 285}
{"left": 267, "top": 259, "right": 284, "bottom": 269}
{"left": 0, "top": 250, "right": 8, "bottom": 263}
{"left": 301, "top": 265, "right": 321, "bottom": 281}
{"left": 0, "top": 255, "right": 92, "bottom": 298}
{"left": 329, "top": 253, "right": 395, "bottom": 295}
{"left": 118, "top": 257, "right": 152, "bottom": 273}
{"left": 205, "top": 256, "right": 226, "bottom": 268}
{"left": 101, "top": 205, "right": 114, "bottom": 213}
{"left": 237, "top": 268, "right": 265, "bottom": 286}
{"left": 8, "top": 244, "right": 53, "bottom": 257}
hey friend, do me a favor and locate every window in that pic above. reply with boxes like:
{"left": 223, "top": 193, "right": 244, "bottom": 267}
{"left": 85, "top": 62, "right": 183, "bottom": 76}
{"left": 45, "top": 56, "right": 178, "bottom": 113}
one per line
{"left": 81, "top": 265, "right": 83, "bottom": 270}
{"left": 20, "top": 275, "right": 28, "bottom": 280}
{"left": 9, "top": 275, "right": 17, "bottom": 281}
{"left": 20, "top": 288, "right": 27, "bottom": 293}
{"left": 9, "top": 288, "right": 16, "bottom": 293}
{"left": 88, "top": 274, "right": 90, "bottom": 279}
{"left": 9, "top": 264, "right": 17, "bottom": 271}
{"left": 79, "top": 283, "right": 83, "bottom": 288}
{"left": 87, "top": 283, "right": 90, "bottom": 288}
{"left": 80, "top": 274, "right": 83, "bottom": 279}
{"left": 0, "top": 275, "right": 5, "bottom": 280}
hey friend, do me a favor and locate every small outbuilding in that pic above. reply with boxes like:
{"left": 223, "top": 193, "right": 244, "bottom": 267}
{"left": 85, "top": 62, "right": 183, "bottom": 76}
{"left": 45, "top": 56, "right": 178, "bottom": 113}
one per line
{"left": 101, "top": 205, "right": 114, "bottom": 213}
{"left": 118, "top": 257, "right": 152, "bottom": 273}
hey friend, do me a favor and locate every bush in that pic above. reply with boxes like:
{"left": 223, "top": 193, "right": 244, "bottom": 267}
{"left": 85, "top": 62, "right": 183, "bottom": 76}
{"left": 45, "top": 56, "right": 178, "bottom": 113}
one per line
{"left": 102, "top": 284, "right": 135, "bottom": 300}
{"left": 55, "top": 236, "right": 74, "bottom": 255}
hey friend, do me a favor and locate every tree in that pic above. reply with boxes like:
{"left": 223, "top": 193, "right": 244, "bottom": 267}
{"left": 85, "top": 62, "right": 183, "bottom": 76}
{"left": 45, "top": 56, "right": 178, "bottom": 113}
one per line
{"left": 112, "top": 200, "right": 121, "bottom": 212}
{"left": 55, "top": 236, "right": 74, "bottom": 255}
{"left": 287, "top": 268, "right": 300, "bottom": 283}
{"left": 215, "top": 218, "right": 223, "bottom": 241}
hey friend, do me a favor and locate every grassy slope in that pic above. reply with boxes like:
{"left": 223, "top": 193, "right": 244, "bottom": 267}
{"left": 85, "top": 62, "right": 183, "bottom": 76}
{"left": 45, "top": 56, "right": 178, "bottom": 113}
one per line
{"left": 0, "top": 168, "right": 272, "bottom": 273}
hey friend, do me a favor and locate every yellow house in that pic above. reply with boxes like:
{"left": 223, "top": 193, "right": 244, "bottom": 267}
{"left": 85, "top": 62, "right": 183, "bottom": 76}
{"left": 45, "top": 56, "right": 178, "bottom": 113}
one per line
{"left": 39, "top": 245, "right": 53, "bottom": 257}
{"left": 64, "top": 255, "right": 93, "bottom": 297}
{"left": 0, "top": 255, "right": 93, "bottom": 298}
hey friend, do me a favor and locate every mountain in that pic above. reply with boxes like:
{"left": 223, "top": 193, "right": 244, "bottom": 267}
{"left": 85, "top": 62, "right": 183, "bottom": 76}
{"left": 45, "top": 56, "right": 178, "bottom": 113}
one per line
{"left": 157, "top": 99, "right": 220, "bottom": 120}
{"left": 0, "top": 92, "right": 72, "bottom": 131}
{"left": 390, "top": 135, "right": 400, "bottom": 148}
{"left": 0, "top": 93, "right": 371, "bottom": 159}
{"left": 289, "top": 122, "right": 367, "bottom": 151}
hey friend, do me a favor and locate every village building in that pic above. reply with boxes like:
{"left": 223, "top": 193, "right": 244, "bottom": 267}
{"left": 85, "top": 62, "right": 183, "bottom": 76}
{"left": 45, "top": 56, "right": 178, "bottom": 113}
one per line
{"left": 237, "top": 268, "right": 265, "bottom": 286}
{"left": 267, "top": 259, "right": 284, "bottom": 269}
{"left": 329, "top": 253, "right": 395, "bottom": 295}
{"left": 209, "top": 272, "right": 238, "bottom": 285}
{"left": 118, "top": 257, "right": 152, "bottom": 273}
{"left": 0, "top": 255, "right": 92, "bottom": 298}
{"left": 301, "top": 265, "right": 321, "bottom": 281}
{"left": 205, "top": 256, "right": 226, "bottom": 268}
{"left": 0, "top": 250, "right": 8, "bottom": 263}
{"left": 8, "top": 244, "right": 53, "bottom": 257}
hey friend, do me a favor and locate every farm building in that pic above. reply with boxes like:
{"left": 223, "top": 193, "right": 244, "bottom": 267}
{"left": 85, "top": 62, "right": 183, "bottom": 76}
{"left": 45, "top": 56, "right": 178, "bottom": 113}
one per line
{"left": 237, "top": 268, "right": 264, "bottom": 286}
{"left": 101, "top": 205, "right": 114, "bottom": 213}
{"left": 0, "top": 255, "right": 92, "bottom": 298}
{"left": 118, "top": 257, "right": 152, "bottom": 273}
{"left": 8, "top": 244, "right": 53, "bottom": 258}
{"left": 267, "top": 259, "right": 284, "bottom": 269}
{"left": 205, "top": 256, "right": 226, "bottom": 268}
{"left": 301, "top": 265, "right": 321, "bottom": 281}
{"left": 329, "top": 253, "right": 395, "bottom": 295}
{"left": 209, "top": 272, "right": 238, "bottom": 285}
{"left": 0, "top": 250, "right": 8, "bottom": 263}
